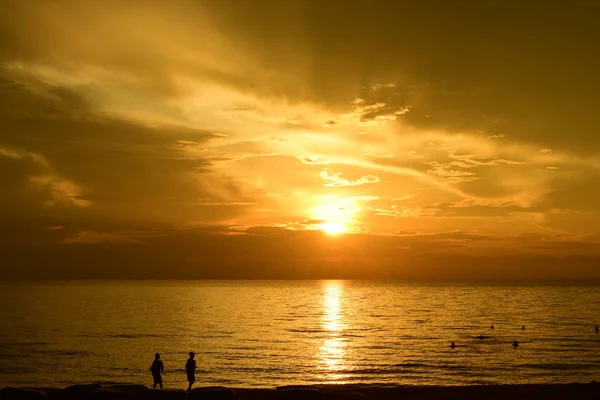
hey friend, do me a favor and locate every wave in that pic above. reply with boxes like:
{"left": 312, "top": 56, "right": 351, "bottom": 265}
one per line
{"left": 0, "top": 352, "right": 22, "bottom": 359}
{"left": 391, "top": 363, "right": 428, "bottom": 368}
{"left": 0, "top": 366, "right": 35, "bottom": 375}
{"left": 80, "top": 333, "right": 165, "bottom": 339}
{"left": 224, "top": 346, "right": 276, "bottom": 351}
{"left": 516, "top": 363, "right": 600, "bottom": 371}
{"left": 0, "top": 341, "right": 49, "bottom": 347}
{"left": 228, "top": 366, "right": 285, "bottom": 373}
{"left": 534, "top": 347, "right": 594, "bottom": 353}
{"left": 37, "top": 349, "right": 93, "bottom": 356}
{"left": 189, "top": 332, "right": 235, "bottom": 338}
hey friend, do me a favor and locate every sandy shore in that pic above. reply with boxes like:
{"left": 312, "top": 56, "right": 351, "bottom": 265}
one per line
{"left": 2, "top": 382, "right": 599, "bottom": 400}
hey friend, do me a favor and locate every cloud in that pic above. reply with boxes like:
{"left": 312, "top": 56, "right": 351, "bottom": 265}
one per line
{"left": 29, "top": 175, "right": 91, "bottom": 208}
{"left": 369, "top": 206, "right": 439, "bottom": 218}
{"left": 1, "top": 0, "right": 600, "bottom": 280}
{"left": 0, "top": 68, "right": 265, "bottom": 227}
{"left": 448, "top": 153, "right": 528, "bottom": 167}
{"left": 2, "top": 226, "right": 600, "bottom": 280}
{"left": 0, "top": 147, "right": 23, "bottom": 159}
{"left": 63, "top": 230, "right": 161, "bottom": 244}
{"left": 0, "top": 145, "right": 91, "bottom": 213}
{"left": 319, "top": 169, "right": 380, "bottom": 187}
{"left": 297, "top": 156, "right": 335, "bottom": 165}
{"left": 425, "top": 161, "right": 478, "bottom": 183}
{"left": 351, "top": 98, "right": 410, "bottom": 127}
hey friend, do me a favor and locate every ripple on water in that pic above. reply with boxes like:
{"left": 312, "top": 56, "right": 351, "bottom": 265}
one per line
{"left": 1, "top": 280, "right": 600, "bottom": 387}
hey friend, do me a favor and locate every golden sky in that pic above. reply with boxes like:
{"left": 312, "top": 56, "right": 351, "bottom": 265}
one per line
{"left": 1, "top": 0, "right": 600, "bottom": 280}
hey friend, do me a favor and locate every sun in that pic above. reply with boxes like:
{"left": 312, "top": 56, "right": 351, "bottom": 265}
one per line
{"left": 321, "top": 221, "right": 344, "bottom": 235}
{"left": 309, "top": 194, "right": 358, "bottom": 235}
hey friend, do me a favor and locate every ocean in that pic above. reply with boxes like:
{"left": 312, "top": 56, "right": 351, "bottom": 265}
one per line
{"left": 0, "top": 280, "right": 599, "bottom": 389}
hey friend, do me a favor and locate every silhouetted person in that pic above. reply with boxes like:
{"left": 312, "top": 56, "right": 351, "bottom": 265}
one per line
{"left": 491, "top": 325, "right": 494, "bottom": 330}
{"left": 186, "top": 352, "right": 196, "bottom": 392}
{"left": 512, "top": 340, "right": 519, "bottom": 348}
{"left": 450, "top": 342, "right": 455, "bottom": 349}
{"left": 595, "top": 325, "right": 599, "bottom": 333}
{"left": 522, "top": 325, "right": 525, "bottom": 331}
{"left": 150, "top": 353, "right": 164, "bottom": 389}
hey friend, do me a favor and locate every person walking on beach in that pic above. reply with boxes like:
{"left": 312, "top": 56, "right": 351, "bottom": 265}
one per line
{"left": 150, "top": 353, "right": 165, "bottom": 389}
{"left": 185, "top": 352, "right": 197, "bottom": 392}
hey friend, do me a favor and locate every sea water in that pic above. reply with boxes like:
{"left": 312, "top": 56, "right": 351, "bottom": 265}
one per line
{"left": 0, "top": 280, "right": 599, "bottom": 388}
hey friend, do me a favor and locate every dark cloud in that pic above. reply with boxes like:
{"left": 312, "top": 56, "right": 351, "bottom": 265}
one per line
{"left": 0, "top": 71, "right": 258, "bottom": 226}
{"left": 215, "top": 0, "right": 600, "bottom": 154}
{"left": 3, "top": 0, "right": 600, "bottom": 150}
{"left": 426, "top": 203, "right": 545, "bottom": 219}
{"left": 537, "top": 170, "right": 600, "bottom": 212}
{"left": 1, "top": 227, "right": 599, "bottom": 281}
{"left": 0, "top": 148, "right": 54, "bottom": 213}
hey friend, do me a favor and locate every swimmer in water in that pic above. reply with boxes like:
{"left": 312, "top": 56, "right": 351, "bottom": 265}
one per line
{"left": 512, "top": 340, "right": 519, "bottom": 348}
{"left": 479, "top": 335, "right": 484, "bottom": 340}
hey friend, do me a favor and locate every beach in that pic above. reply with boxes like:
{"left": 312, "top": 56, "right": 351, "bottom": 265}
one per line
{"left": 2, "top": 383, "right": 600, "bottom": 400}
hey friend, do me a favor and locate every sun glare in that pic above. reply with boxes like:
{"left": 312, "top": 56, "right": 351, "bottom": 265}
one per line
{"left": 321, "top": 221, "right": 344, "bottom": 235}
{"left": 311, "top": 195, "right": 360, "bottom": 235}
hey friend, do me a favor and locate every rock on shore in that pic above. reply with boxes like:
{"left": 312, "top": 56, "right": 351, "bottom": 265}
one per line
{"left": 1, "top": 382, "right": 599, "bottom": 400}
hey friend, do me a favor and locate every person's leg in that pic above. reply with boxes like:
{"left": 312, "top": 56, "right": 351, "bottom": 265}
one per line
{"left": 187, "top": 374, "right": 194, "bottom": 391}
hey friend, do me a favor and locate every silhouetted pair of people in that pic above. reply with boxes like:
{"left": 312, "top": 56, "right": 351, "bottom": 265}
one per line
{"left": 150, "top": 351, "right": 196, "bottom": 391}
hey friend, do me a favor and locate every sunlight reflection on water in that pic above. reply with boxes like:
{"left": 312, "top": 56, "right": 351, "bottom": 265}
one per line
{"left": 319, "top": 281, "right": 347, "bottom": 382}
